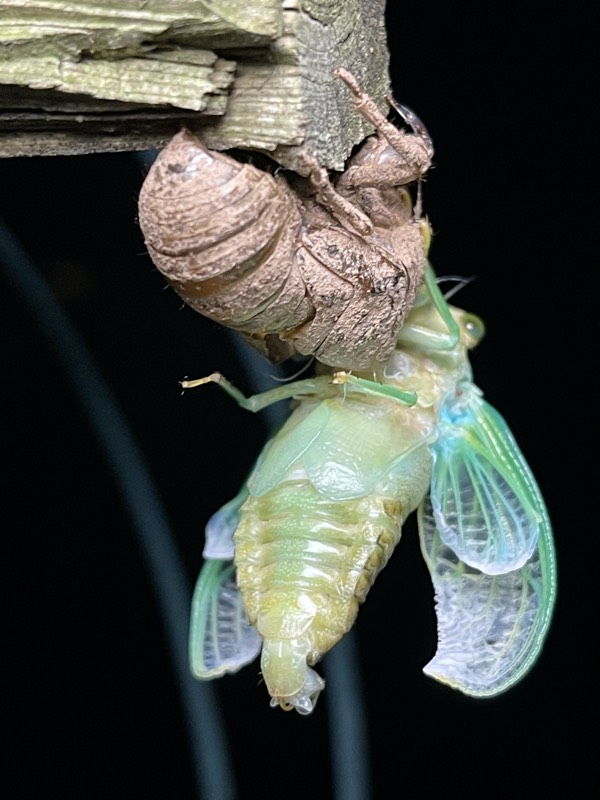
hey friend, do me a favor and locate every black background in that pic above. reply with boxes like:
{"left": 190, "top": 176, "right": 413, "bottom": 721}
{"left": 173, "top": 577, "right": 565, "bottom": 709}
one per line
{"left": 2, "top": 5, "right": 587, "bottom": 799}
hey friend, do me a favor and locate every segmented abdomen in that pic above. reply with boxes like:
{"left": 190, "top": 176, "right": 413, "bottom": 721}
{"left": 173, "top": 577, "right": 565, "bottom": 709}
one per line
{"left": 138, "top": 129, "right": 311, "bottom": 336}
{"left": 234, "top": 478, "right": 403, "bottom": 699}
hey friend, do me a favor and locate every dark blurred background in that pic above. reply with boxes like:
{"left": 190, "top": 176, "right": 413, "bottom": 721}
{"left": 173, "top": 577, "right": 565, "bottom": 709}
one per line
{"left": 2, "top": 5, "right": 586, "bottom": 799}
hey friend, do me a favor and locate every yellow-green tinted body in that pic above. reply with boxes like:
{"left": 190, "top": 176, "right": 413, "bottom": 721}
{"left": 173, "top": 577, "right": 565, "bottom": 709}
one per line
{"left": 234, "top": 402, "right": 432, "bottom": 710}
{"left": 188, "top": 266, "right": 556, "bottom": 712}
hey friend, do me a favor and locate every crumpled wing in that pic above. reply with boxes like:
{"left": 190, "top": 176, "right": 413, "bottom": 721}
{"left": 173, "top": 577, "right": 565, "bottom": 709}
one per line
{"left": 202, "top": 482, "right": 249, "bottom": 559}
{"left": 189, "top": 483, "right": 261, "bottom": 678}
{"left": 418, "top": 486, "right": 556, "bottom": 695}
{"left": 189, "top": 558, "right": 262, "bottom": 679}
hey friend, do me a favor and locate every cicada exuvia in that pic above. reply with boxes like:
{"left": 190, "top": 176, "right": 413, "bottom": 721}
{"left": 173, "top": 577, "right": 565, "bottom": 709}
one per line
{"left": 138, "top": 69, "right": 432, "bottom": 371}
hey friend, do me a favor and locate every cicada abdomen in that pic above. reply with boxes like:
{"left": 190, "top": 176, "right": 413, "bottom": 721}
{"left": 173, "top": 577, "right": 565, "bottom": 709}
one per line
{"left": 138, "top": 69, "right": 432, "bottom": 371}
{"left": 232, "top": 394, "right": 434, "bottom": 712}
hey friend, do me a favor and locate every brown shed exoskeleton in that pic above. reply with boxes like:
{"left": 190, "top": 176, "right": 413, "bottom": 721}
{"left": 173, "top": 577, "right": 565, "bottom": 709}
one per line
{"left": 138, "top": 69, "right": 433, "bottom": 371}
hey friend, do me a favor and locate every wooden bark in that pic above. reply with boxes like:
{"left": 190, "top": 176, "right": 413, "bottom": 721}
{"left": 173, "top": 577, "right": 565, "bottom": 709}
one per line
{"left": 0, "top": 0, "right": 390, "bottom": 170}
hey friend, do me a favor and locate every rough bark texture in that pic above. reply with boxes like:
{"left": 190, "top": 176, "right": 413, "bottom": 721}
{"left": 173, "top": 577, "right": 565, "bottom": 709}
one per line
{"left": 0, "top": 0, "right": 390, "bottom": 170}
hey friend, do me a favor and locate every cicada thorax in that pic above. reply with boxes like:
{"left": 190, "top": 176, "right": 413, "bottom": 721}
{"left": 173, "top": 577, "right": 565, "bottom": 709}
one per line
{"left": 288, "top": 204, "right": 426, "bottom": 370}
{"left": 231, "top": 393, "right": 434, "bottom": 711}
{"left": 138, "top": 129, "right": 429, "bottom": 371}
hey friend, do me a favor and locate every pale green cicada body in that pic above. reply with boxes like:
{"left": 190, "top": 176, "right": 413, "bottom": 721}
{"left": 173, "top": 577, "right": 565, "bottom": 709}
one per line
{"left": 186, "top": 265, "right": 556, "bottom": 713}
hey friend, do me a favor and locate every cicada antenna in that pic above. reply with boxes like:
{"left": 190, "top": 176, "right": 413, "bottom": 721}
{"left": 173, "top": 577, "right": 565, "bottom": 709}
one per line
{"left": 436, "top": 274, "right": 478, "bottom": 301}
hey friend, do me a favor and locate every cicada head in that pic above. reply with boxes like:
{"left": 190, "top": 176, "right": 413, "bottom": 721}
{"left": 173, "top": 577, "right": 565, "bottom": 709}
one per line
{"left": 451, "top": 308, "right": 485, "bottom": 350}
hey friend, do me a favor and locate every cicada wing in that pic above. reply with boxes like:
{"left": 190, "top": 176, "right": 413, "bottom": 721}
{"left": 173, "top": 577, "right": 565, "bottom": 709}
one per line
{"left": 418, "top": 483, "right": 556, "bottom": 696}
{"left": 189, "top": 558, "right": 262, "bottom": 679}
{"left": 203, "top": 483, "right": 249, "bottom": 559}
{"left": 189, "top": 483, "right": 261, "bottom": 678}
{"left": 430, "top": 384, "right": 542, "bottom": 574}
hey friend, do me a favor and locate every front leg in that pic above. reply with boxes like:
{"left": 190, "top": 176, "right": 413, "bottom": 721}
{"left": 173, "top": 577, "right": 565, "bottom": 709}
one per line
{"left": 332, "top": 371, "right": 417, "bottom": 406}
{"left": 301, "top": 153, "right": 373, "bottom": 236}
{"left": 181, "top": 372, "right": 339, "bottom": 412}
{"left": 335, "top": 67, "right": 433, "bottom": 190}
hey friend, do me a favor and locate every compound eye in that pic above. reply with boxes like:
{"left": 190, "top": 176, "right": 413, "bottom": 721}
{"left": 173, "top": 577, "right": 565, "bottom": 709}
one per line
{"left": 461, "top": 313, "right": 486, "bottom": 347}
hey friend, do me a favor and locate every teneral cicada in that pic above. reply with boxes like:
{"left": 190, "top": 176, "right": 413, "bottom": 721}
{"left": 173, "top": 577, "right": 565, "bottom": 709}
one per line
{"left": 137, "top": 69, "right": 432, "bottom": 371}
{"left": 185, "top": 265, "right": 556, "bottom": 713}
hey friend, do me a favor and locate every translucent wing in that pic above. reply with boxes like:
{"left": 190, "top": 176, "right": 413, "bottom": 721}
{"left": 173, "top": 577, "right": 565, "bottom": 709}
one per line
{"left": 202, "top": 484, "right": 249, "bottom": 559}
{"left": 189, "top": 559, "right": 262, "bottom": 678}
{"left": 189, "top": 485, "right": 261, "bottom": 679}
{"left": 418, "top": 386, "right": 557, "bottom": 696}
{"left": 430, "top": 383, "right": 542, "bottom": 573}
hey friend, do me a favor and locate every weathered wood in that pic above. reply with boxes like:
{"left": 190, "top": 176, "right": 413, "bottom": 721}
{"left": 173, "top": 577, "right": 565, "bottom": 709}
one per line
{"left": 0, "top": 51, "right": 236, "bottom": 109}
{"left": 0, "top": 0, "right": 283, "bottom": 53}
{"left": 0, "top": 0, "right": 390, "bottom": 170}
{"left": 199, "top": 0, "right": 391, "bottom": 172}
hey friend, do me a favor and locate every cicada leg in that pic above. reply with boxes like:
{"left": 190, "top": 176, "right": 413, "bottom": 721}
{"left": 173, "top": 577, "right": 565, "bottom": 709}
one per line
{"left": 302, "top": 153, "right": 373, "bottom": 236}
{"left": 332, "top": 372, "right": 417, "bottom": 406}
{"left": 334, "top": 67, "right": 433, "bottom": 185}
{"left": 183, "top": 370, "right": 422, "bottom": 415}
{"left": 184, "top": 364, "right": 421, "bottom": 417}
{"left": 298, "top": 69, "right": 434, "bottom": 237}
{"left": 181, "top": 372, "right": 339, "bottom": 412}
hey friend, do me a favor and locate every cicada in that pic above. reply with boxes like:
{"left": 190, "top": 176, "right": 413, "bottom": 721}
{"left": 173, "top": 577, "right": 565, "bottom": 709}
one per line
{"left": 138, "top": 69, "right": 432, "bottom": 371}
{"left": 185, "top": 265, "right": 556, "bottom": 713}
